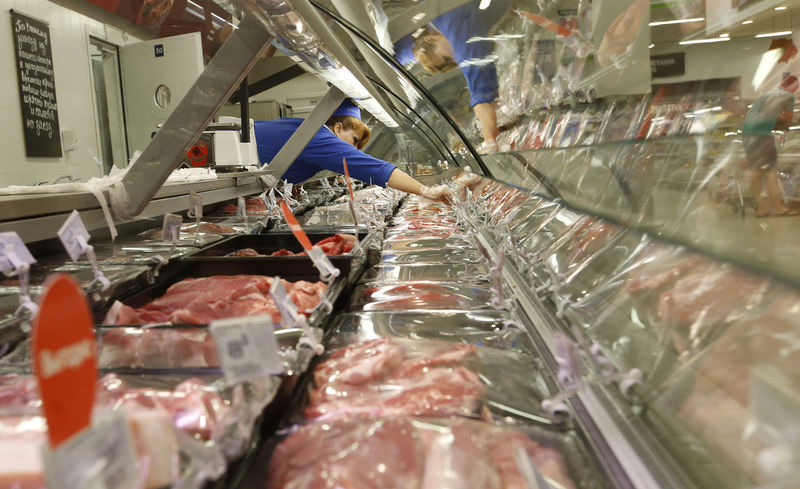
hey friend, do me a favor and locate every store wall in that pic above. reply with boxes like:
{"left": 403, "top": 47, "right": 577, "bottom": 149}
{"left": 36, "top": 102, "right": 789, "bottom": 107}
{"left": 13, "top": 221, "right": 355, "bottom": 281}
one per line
{"left": 250, "top": 71, "right": 328, "bottom": 118}
{"left": 0, "top": 0, "right": 148, "bottom": 187}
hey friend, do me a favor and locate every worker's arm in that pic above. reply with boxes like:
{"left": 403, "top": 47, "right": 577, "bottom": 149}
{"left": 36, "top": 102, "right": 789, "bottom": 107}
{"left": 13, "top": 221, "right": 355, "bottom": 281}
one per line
{"left": 387, "top": 168, "right": 452, "bottom": 203}
{"left": 473, "top": 102, "right": 499, "bottom": 148}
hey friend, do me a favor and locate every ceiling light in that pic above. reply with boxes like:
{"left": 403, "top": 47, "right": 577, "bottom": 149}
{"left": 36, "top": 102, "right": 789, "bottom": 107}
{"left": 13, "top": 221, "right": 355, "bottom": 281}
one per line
{"left": 755, "top": 30, "right": 793, "bottom": 38}
{"left": 679, "top": 37, "right": 731, "bottom": 45}
{"left": 648, "top": 43, "right": 654, "bottom": 48}
{"left": 775, "top": 6, "right": 787, "bottom": 10}
{"left": 720, "top": 33, "right": 730, "bottom": 37}
{"left": 743, "top": 20, "right": 754, "bottom": 25}
{"left": 649, "top": 17, "right": 704, "bottom": 26}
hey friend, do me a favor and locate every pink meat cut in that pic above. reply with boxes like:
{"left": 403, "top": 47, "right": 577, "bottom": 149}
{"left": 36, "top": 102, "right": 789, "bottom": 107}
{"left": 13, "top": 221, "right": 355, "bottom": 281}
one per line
{"left": 266, "top": 416, "right": 577, "bottom": 489}
{"left": 99, "top": 328, "right": 218, "bottom": 368}
{"left": 112, "top": 275, "right": 327, "bottom": 324}
{"left": 305, "top": 338, "right": 485, "bottom": 420}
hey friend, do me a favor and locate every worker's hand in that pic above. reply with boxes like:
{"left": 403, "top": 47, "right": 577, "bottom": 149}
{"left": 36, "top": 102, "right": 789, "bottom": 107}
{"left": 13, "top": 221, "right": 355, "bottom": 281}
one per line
{"left": 421, "top": 184, "right": 454, "bottom": 204}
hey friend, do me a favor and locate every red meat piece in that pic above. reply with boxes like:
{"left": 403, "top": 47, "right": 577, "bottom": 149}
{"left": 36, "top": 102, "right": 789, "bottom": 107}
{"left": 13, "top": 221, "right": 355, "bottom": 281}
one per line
{"left": 270, "top": 249, "right": 296, "bottom": 256}
{"left": 228, "top": 248, "right": 263, "bottom": 257}
{"left": 312, "top": 233, "right": 356, "bottom": 255}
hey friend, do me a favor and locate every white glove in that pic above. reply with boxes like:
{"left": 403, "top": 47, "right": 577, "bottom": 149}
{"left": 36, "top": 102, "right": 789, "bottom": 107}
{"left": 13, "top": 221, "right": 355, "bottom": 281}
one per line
{"left": 420, "top": 184, "right": 454, "bottom": 204}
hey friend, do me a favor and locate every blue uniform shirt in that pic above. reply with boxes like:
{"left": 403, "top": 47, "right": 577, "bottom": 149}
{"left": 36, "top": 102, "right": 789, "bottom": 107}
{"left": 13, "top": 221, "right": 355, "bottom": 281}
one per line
{"left": 254, "top": 118, "right": 397, "bottom": 187}
{"left": 394, "top": 0, "right": 509, "bottom": 107}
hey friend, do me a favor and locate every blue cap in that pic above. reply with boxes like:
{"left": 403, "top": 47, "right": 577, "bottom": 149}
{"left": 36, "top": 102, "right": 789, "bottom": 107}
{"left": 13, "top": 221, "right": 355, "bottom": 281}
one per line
{"left": 331, "top": 99, "right": 361, "bottom": 120}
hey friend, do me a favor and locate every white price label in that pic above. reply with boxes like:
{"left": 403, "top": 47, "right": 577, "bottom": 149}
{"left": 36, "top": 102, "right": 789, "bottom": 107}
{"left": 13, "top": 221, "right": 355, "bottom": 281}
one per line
{"left": 306, "top": 246, "right": 340, "bottom": 283}
{"left": 188, "top": 191, "right": 203, "bottom": 219}
{"left": 161, "top": 214, "right": 182, "bottom": 244}
{"left": 43, "top": 412, "right": 139, "bottom": 489}
{"left": 237, "top": 197, "right": 247, "bottom": 219}
{"left": 283, "top": 181, "right": 293, "bottom": 199}
{"left": 0, "top": 232, "right": 36, "bottom": 274}
{"left": 210, "top": 314, "right": 284, "bottom": 385}
{"left": 57, "top": 210, "right": 91, "bottom": 261}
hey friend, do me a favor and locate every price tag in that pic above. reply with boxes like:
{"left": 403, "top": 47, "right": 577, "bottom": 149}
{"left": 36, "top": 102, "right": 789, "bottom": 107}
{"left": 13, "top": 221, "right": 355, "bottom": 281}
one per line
{"left": 57, "top": 210, "right": 91, "bottom": 261}
{"left": 43, "top": 412, "right": 139, "bottom": 489}
{"left": 33, "top": 274, "right": 97, "bottom": 447}
{"left": 237, "top": 196, "right": 247, "bottom": 219}
{"left": 187, "top": 191, "right": 203, "bottom": 219}
{"left": 0, "top": 232, "right": 36, "bottom": 274}
{"left": 161, "top": 214, "right": 182, "bottom": 244}
{"left": 306, "top": 246, "right": 340, "bottom": 283}
{"left": 210, "top": 314, "right": 283, "bottom": 385}
{"left": 283, "top": 181, "right": 293, "bottom": 200}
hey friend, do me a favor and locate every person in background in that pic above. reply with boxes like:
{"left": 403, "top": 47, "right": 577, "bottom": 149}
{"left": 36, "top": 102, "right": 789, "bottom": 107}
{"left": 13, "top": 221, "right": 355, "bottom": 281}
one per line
{"left": 742, "top": 74, "right": 800, "bottom": 217}
{"left": 254, "top": 99, "right": 452, "bottom": 203}
{"left": 394, "top": 0, "right": 511, "bottom": 152}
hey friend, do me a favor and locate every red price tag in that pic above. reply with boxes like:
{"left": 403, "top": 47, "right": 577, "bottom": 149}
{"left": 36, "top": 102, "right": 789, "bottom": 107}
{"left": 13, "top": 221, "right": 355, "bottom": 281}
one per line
{"left": 280, "top": 201, "right": 313, "bottom": 251}
{"left": 33, "top": 274, "right": 97, "bottom": 448}
{"left": 342, "top": 157, "right": 355, "bottom": 201}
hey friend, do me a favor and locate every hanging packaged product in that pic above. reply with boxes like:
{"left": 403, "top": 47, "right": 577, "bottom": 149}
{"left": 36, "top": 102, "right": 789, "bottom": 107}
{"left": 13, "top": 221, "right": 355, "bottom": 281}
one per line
{"left": 57, "top": 210, "right": 110, "bottom": 294}
{"left": 0, "top": 231, "right": 38, "bottom": 322}
{"left": 280, "top": 201, "right": 340, "bottom": 283}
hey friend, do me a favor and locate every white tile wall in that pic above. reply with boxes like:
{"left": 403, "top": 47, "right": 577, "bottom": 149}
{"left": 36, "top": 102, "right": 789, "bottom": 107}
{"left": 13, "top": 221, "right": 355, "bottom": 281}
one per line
{"left": 0, "top": 0, "right": 144, "bottom": 186}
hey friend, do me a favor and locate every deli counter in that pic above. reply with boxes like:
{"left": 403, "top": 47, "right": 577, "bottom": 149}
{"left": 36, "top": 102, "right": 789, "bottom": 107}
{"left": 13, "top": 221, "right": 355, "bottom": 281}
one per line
{"left": 1, "top": 1, "right": 800, "bottom": 489}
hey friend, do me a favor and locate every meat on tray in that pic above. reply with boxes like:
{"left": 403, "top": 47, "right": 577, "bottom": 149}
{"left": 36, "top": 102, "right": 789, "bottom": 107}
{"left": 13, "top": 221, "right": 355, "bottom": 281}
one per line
{"left": 99, "top": 328, "right": 219, "bottom": 368}
{"left": 267, "top": 416, "right": 577, "bottom": 489}
{"left": 110, "top": 275, "right": 327, "bottom": 325}
{"left": 219, "top": 197, "right": 269, "bottom": 215}
{"left": 305, "top": 338, "right": 484, "bottom": 420}
{"left": 226, "top": 234, "right": 356, "bottom": 257}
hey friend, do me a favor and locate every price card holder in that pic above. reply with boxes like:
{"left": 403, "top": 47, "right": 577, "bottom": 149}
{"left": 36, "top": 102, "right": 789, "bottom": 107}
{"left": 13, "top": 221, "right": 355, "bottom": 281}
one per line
{"left": 57, "top": 211, "right": 110, "bottom": 293}
{"left": 237, "top": 196, "right": 248, "bottom": 222}
{"left": 187, "top": 191, "right": 203, "bottom": 220}
{"left": 43, "top": 411, "right": 140, "bottom": 489}
{"left": 269, "top": 278, "right": 324, "bottom": 354}
{"left": 0, "top": 232, "right": 39, "bottom": 321}
{"left": 210, "top": 315, "right": 284, "bottom": 385}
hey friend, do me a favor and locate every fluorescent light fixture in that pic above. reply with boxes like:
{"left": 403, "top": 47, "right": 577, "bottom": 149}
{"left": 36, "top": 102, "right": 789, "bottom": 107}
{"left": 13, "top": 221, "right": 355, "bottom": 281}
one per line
{"left": 649, "top": 17, "right": 704, "bottom": 26}
{"left": 720, "top": 33, "right": 730, "bottom": 37}
{"left": 752, "top": 49, "right": 781, "bottom": 91}
{"left": 775, "top": 6, "right": 787, "bottom": 10}
{"left": 790, "top": 125, "right": 800, "bottom": 130}
{"left": 756, "top": 31, "right": 792, "bottom": 38}
{"left": 743, "top": 20, "right": 754, "bottom": 24}
{"left": 679, "top": 37, "right": 731, "bottom": 45}
{"left": 648, "top": 43, "right": 655, "bottom": 48}
{"left": 479, "top": 0, "right": 491, "bottom": 9}
{"left": 411, "top": 13, "right": 425, "bottom": 22}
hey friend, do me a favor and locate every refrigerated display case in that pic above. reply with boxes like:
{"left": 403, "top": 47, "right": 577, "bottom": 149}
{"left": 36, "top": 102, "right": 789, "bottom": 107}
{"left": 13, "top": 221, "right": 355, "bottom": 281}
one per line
{"left": 2, "top": 0, "right": 800, "bottom": 488}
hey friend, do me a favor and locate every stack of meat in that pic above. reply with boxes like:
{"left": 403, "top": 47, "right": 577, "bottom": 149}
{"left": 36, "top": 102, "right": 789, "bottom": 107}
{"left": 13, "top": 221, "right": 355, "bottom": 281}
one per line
{"left": 227, "top": 233, "right": 356, "bottom": 257}
{"left": 109, "top": 275, "right": 327, "bottom": 325}
{"left": 304, "top": 338, "right": 485, "bottom": 420}
{"left": 268, "top": 416, "right": 577, "bottom": 489}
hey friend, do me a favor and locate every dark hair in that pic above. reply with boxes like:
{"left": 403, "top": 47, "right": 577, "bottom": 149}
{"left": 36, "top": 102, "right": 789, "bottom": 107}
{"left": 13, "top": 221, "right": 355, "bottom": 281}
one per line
{"left": 325, "top": 115, "right": 370, "bottom": 149}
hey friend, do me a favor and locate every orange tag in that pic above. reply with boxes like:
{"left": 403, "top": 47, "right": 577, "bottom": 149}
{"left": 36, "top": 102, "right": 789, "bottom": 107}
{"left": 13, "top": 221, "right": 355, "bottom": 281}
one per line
{"left": 342, "top": 158, "right": 355, "bottom": 201}
{"left": 280, "top": 201, "right": 313, "bottom": 251}
{"left": 33, "top": 274, "right": 96, "bottom": 448}
{"left": 518, "top": 11, "right": 572, "bottom": 37}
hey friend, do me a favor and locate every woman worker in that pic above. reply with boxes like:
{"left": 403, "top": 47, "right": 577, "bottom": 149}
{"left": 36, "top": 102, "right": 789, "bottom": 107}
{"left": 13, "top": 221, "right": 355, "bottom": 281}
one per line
{"left": 254, "top": 99, "right": 452, "bottom": 202}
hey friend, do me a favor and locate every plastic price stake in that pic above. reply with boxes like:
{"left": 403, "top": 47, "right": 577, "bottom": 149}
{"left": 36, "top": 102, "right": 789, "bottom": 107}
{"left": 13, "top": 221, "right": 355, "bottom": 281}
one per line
{"left": 342, "top": 158, "right": 355, "bottom": 200}
{"left": 43, "top": 411, "right": 139, "bottom": 489}
{"left": 279, "top": 201, "right": 313, "bottom": 251}
{"left": 187, "top": 191, "right": 203, "bottom": 220}
{"left": 85, "top": 247, "right": 111, "bottom": 293}
{"left": 161, "top": 213, "right": 182, "bottom": 245}
{"left": 0, "top": 231, "right": 36, "bottom": 273}
{"left": 306, "top": 246, "right": 340, "bottom": 283}
{"left": 269, "top": 277, "right": 323, "bottom": 354}
{"left": 554, "top": 333, "right": 582, "bottom": 391}
{"left": 490, "top": 247, "right": 506, "bottom": 310}
{"left": 57, "top": 210, "right": 92, "bottom": 262}
{"left": 514, "top": 446, "right": 552, "bottom": 489}
{"left": 237, "top": 196, "right": 247, "bottom": 220}
{"left": 210, "top": 314, "right": 283, "bottom": 385}
{"left": 33, "top": 274, "right": 96, "bottom": 448}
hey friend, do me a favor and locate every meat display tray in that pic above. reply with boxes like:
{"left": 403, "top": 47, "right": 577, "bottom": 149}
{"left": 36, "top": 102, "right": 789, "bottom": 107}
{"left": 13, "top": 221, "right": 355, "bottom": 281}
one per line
{"left": 96, "top": 259, "right": 349, "bottom": 330}
{"left": 181, "top": 233, "right": 355, "bottom": 276}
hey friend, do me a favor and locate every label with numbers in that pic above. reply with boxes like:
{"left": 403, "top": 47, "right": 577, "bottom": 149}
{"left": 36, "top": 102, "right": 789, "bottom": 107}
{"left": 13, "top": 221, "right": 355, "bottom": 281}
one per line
{"left": 161, "top": 214, "right": 182, "bottom": 244}
{"left": 210, "top": 314, "right": 283, "bottom": 385}
{"left": 43, "top": 412, "right": 139, "bottom": 489}
{"left": 57, "top": 210, "right": 91, "bottom": 261}
{"left": 237, "top": 197, "right": 247, "bottom": 219}
{"left": 0, "top": 231, "right": 36, "bottom": 273}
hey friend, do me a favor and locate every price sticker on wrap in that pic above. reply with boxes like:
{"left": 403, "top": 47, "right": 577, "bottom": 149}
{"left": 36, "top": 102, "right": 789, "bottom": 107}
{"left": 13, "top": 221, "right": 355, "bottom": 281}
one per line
{"left": 0, "top": 232, "right": 36, "bottom": 273}
{"left": 210, "top": 315, "right": 284, "bottom": 385}
{"left": 43, "top": 412, "right": 140, "bottom": 489}
{"left": 161, "top": 214, "right": 182, "bottom": 244}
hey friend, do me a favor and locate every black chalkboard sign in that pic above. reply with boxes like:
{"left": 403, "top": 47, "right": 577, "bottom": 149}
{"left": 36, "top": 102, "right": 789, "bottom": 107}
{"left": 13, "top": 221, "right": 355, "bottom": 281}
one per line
{"left": 10, "top": 10, "right": 62, "bottom": 157}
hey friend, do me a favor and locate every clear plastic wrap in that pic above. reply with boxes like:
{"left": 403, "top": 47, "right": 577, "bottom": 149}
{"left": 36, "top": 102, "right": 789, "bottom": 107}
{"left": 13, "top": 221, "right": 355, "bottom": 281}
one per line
{"left": 298, "top": 337, "right": 548, "bottom": 424}
{"left": 359, "top": 264, "right": 491, "bottom": 283}
{"left": 348, "top": 282, "right": 496, "bottom": 312}
{"left": 379, "top": 248, "right": 484, "bottom": 265}
{"left": 382, "top": 237, "right": 475, "bottom": 252}
{"left": 267, "top": 417, "right": 598, "bottom": 489}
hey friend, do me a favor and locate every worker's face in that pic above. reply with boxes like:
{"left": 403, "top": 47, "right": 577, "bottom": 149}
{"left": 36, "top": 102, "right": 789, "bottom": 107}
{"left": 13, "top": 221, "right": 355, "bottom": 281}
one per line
{"left": 333, "top": 122, "right": 362, "bottom": 148}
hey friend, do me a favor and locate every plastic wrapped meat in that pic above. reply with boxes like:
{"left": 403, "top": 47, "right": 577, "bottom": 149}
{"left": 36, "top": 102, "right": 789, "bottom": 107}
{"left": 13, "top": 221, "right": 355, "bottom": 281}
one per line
{"left": 98, "top": 327, "right": 218, "bottom": 368}
{"left": 267, "top": 417, "right": 578, "bottom": 489}
{"left": 349, "top": 283, "right": 494, "bottom": 311}
{"left": 108, "top": 275, "right": 327, "bottom": 325}
{"left": 305, "top": 338, "right": 485, "bottom": 420}
{"left": 360, "top": 264, "right": 490, "bottom": 283}
{"left": 382, "top": 237, "right": 474, "bottom": 252}
{"left": 0, "top": 415, "right": 47, "bottom": 489}
{"left": 380, "top": 249, "right": 483, "bottom": 264}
